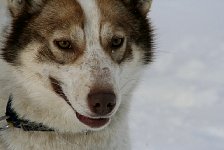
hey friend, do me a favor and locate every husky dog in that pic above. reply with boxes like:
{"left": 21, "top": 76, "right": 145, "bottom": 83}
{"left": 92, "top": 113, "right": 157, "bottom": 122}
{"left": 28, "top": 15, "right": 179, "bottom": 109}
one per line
{"left": 0, "top": 0, "right": 154, "bottom": 149}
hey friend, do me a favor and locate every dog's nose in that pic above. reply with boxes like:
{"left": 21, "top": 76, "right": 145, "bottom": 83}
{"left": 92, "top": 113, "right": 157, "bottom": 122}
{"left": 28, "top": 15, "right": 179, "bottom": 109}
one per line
{"left": 88, "top": 92, "right": 116, "bottom": 116}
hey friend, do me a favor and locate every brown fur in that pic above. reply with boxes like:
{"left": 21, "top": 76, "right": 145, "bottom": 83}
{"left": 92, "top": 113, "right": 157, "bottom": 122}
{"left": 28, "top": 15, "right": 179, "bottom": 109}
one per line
{"left": 2, "top": 0, "right": 153, "bottom": 65}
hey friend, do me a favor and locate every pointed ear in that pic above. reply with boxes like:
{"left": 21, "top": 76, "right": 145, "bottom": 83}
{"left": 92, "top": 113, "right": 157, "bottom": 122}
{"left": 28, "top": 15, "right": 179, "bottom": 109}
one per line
{"left": 123, "top": 0, "right": 152, "bottom": 16}
{"left": 138, "top": 0, "right": 152, "bottom": 16}
{"left": 8, "top": 0, "right": 45, "bottom": 17}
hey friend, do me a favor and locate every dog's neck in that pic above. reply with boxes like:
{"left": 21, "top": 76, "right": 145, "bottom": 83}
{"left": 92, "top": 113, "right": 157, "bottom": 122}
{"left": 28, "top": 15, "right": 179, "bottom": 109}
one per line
{"left": 4, "top": 95, "right": 54, "bottom": 132}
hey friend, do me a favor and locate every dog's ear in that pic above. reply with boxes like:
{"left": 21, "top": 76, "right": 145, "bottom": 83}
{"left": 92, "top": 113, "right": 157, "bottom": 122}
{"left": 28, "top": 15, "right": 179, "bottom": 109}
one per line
{"left": 8, "top": 0, "right": 45, "bottom": 17}
{"left": 123, "top": 0, "right": 152, "bottom": 16}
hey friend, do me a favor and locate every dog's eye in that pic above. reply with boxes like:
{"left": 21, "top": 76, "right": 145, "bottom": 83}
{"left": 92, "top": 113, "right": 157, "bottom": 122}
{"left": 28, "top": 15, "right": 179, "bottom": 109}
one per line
{"left": 111, "top": 36, "right": 124, "bottom": 49}
{"left": 55, "top": 40, "right": 72, "bottom": 50}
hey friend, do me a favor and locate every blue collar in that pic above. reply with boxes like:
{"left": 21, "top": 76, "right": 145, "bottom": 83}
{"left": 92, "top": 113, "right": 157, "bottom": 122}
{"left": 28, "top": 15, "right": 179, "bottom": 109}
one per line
{"left": 4, "top": 95, "right": 54, "bottom": 132}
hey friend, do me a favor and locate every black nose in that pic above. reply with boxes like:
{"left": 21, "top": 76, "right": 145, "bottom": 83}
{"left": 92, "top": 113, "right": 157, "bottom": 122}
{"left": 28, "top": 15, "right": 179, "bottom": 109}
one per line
{"left": 88, "top": 92, "right": 116, "bottom": 116}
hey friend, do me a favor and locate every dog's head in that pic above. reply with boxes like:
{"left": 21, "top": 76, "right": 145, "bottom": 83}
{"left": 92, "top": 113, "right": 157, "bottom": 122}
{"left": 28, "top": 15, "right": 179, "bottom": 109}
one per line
{"left": 2, "top": 0, "right": 153, "bottom": 133}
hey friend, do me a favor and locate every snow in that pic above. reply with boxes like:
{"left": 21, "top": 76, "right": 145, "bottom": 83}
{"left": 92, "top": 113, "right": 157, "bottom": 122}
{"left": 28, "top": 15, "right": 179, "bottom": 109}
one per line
{"left": 130, "top": 0, "right": 224, "bottom": 149}
{"left": 0, "top": 0, "right": 224, "bottom": 149}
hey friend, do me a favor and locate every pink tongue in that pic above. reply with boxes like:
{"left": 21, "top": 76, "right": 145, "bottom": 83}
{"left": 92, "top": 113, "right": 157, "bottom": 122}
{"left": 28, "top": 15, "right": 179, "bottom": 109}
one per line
{"left": 76, "top": 112, "right": 109, "bottom": 128}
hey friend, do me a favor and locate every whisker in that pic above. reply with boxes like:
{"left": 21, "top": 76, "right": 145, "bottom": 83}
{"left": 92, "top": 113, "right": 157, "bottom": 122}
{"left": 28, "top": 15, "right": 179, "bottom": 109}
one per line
{"left": 119, "top": 78, "right": 138, "bottom": 92}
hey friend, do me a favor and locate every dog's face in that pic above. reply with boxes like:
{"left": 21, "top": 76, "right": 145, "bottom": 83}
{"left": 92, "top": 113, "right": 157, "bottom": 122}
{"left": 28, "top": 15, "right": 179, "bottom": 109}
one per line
{"left": 2, "top": 0, "right": 153, "bottom": 133}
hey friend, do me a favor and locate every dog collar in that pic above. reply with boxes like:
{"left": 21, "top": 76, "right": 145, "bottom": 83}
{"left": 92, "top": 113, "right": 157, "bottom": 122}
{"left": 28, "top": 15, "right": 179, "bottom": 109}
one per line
{"left": 1, "top": 95, "right": 54, "bottom": 132}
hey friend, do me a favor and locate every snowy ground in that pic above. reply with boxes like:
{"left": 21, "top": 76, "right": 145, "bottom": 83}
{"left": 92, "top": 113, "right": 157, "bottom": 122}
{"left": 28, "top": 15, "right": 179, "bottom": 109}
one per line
{"left": 130, "top": 0, "right": 224, "bottom": 150}
{"left": 1, "top": 0, "right": 224, "bottom": 150}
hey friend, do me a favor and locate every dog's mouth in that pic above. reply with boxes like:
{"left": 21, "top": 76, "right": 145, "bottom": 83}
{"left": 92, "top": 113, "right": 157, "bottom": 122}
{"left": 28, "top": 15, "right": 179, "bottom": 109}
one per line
{"left": 49, "top": 77, "right": 110, "bottom": 128}
{"left": 76, "top": 112, "right": 110, "bottom": 128}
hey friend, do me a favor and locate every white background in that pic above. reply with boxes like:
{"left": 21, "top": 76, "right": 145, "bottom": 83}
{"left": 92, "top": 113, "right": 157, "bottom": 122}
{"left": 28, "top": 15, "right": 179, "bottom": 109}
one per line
{"left": 130, "top": 0, "right": 224, "bottom": 149}
{"left": 1, "top": 0, "right": 224, "bottom": 150}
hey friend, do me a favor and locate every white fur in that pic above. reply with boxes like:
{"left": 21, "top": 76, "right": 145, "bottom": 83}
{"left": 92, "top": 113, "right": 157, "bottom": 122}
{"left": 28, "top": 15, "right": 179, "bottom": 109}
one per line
{"left": 0, "top": 0, "right": 147, "bottom": 149}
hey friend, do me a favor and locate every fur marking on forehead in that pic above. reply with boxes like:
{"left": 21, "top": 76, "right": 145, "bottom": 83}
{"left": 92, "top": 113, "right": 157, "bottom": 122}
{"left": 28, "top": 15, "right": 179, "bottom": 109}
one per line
{"left": 76, "top": 0, "right": 101, "bottom": 47}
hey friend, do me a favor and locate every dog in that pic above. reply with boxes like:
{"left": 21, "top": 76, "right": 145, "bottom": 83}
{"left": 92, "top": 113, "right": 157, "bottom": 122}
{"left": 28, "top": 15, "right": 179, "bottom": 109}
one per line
{"left": 0, "top": 0, "right": 154, "bottom": 149}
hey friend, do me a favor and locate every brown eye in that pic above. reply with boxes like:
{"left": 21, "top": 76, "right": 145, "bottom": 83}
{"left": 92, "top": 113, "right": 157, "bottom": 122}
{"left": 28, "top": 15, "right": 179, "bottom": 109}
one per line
{"left": 111, "top": 36, "right": 124, "bottom": 49}
{"left": 55, "top": 40, "right": 72, "bottom": 50}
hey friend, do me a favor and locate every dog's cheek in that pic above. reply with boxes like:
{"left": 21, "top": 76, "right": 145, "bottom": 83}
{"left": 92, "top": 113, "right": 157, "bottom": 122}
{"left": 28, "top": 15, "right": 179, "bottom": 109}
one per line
{"left": 118, "top": 44, "right": 145, "bottom": 96}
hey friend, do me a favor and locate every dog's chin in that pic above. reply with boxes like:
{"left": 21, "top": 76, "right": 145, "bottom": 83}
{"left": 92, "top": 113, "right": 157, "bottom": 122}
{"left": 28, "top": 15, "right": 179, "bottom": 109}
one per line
{"left": 75, "top": 111, "right": 111, "bottom": 131}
